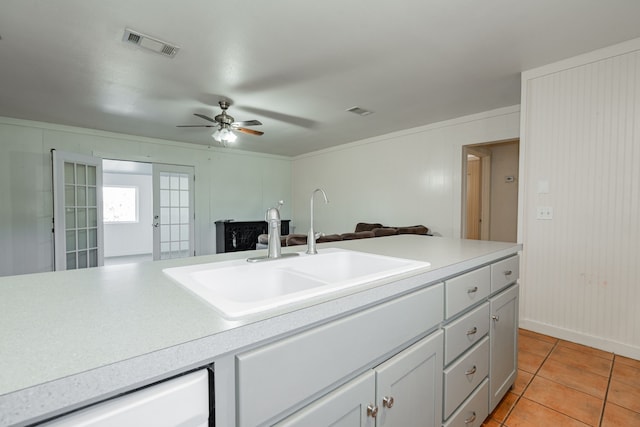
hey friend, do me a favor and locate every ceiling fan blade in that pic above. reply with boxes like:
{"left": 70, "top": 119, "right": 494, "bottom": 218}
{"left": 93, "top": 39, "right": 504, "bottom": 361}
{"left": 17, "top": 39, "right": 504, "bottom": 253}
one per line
{"left": 238, "top": 106, "right": 318, "bottom": 129}
{"left": 236, "top": 127, "right": 264, "bottom": 136}
{"left": 194, "top": 113, "right": 217, "bottom": 123}
{"left": 176, "top": 124, "right": 216, "bottom": 128}
{"left": 233, "top": 119, "right": 262, "bottom": 127}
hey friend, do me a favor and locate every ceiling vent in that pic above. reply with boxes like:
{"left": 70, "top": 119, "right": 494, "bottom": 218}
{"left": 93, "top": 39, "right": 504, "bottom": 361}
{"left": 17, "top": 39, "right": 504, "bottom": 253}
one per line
{"left": 346, "top": 106, "right": 373, "bottom": 116}
{"left": 123, "top": 28, "right": 179, "bottom": 58}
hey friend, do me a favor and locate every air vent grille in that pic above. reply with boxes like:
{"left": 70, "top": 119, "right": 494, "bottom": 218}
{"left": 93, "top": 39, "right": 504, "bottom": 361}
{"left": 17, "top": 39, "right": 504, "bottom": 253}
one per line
{"left": 123, "top": 28, "right": 179, "bottom": 58}
{"left": 126, "top": 32, "right": 141, "bottom": 44}
{"left": 346, "top": 106, "right": 373, "bottom": 116}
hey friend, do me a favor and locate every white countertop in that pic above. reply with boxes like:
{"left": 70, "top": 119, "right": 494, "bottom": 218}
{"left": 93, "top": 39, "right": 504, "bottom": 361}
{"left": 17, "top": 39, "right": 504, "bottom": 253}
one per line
{"left": 0, "top": 235, "right": 521, "bottom": 426}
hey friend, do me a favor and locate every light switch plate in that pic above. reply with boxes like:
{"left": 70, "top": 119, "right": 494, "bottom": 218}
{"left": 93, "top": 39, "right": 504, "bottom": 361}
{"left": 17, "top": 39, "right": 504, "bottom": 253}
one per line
{"left": 537, "top": 180, "right": 550, "bottom": 194}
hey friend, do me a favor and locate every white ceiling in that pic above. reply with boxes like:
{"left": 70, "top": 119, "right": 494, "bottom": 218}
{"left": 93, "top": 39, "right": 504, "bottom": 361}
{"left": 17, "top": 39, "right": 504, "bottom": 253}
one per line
{"left": 2, "top": 1, "right": 640, "bottom": 157}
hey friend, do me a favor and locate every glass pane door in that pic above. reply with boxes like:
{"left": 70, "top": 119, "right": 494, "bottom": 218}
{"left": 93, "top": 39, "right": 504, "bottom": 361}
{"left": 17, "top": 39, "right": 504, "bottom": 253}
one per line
{"left": 52, "top": 151, "right": 103, "bottom": 270}
{"left": 152, "top": 164, "right": 194, "bottom": 260}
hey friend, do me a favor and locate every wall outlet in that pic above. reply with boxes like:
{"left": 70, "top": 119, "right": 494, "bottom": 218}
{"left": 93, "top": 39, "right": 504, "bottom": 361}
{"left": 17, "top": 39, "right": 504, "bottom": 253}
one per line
{"left": 536, "top": 206, "right": 553, "bottom": 220}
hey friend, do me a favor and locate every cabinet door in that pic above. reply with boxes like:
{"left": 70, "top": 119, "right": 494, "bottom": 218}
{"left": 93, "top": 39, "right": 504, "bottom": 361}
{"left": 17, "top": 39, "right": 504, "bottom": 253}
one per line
{"left": 489, "top": 284, "right": 519, "bottom": 411}
{"left": 375, "top": 331, "right": 443, "bottom": 427}
{"left": 275, "top": 371, "right": 375, "bottom": 427}
{"left": 237, "top": 284, "right": 443, "bottom": 427}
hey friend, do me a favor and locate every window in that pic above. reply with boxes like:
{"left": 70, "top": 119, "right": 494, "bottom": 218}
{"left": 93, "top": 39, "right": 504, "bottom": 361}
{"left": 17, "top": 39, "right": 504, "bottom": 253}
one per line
{"left": 103, "top": 186, "right": 138, "bottom": 223}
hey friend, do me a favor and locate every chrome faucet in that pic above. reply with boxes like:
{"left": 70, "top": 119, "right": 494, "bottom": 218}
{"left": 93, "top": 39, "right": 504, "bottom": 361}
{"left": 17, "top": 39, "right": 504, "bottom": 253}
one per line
{"left": 265, "top": 200, "right": 284, "bottom": 259}
{"left": 306, "top": 188, "right": 329, "bottom": 255}
{"left": 247, "top": 200, "right": 298, "bottom": 262}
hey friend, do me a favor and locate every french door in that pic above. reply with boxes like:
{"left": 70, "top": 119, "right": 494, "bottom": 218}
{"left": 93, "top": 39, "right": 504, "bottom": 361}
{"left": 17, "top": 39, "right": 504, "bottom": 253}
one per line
{"left": 53, "top": 153, "right": 195, "bottom": 269}
{"left": 52, "top": 150, "right": 104, "bottom": 271}
{"left": 152, "top": 164, "right": 195, "bottom": 260}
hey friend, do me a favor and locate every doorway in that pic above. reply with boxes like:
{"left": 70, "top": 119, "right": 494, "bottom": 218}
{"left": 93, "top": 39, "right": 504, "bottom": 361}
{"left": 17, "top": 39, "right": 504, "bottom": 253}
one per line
{"left": 102, "top": 159, "right": 153, "bottom": 265}
{"left": 462, "top": 139, "right": 519, "bottom": 242}
{"left": 102, "top": 160, "right": 196, "bottom": 264}
{"left": 52, "top": 152, "right": 195, "bottom": 270}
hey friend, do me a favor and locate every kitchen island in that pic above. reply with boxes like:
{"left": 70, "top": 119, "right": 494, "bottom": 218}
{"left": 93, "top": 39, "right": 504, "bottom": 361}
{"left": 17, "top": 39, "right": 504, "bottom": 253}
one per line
{"left": 0, "top": 235, "right": 521, "bottom": 426}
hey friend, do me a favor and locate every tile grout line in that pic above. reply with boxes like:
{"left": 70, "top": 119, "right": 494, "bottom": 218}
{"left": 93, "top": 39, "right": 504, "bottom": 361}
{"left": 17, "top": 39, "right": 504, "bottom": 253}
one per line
{"left": 498, "top": 337, "right": 560, "bottom": 426}
{"left": 529, "top": 341, "right": 613, "bottom": 426}
{"left": 598, "top": 354, "right": 616, "bottom": 427}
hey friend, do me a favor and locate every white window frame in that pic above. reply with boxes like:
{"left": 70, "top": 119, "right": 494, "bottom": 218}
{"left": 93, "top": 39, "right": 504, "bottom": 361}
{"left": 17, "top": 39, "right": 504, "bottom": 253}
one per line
{"left": 103, "top": 185, "right": 140, "bottom": 224}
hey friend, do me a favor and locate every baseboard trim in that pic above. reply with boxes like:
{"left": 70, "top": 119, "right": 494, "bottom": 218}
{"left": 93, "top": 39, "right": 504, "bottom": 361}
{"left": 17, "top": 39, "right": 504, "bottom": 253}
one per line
{"left": 520, "top": 319, "right": 640, "bottom": 360}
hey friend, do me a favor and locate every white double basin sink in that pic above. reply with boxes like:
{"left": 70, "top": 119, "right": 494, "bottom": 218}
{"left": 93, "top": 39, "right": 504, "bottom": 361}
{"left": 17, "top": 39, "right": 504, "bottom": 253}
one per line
{"left": 163, "top": 248, "right": 430, "bottom": 319}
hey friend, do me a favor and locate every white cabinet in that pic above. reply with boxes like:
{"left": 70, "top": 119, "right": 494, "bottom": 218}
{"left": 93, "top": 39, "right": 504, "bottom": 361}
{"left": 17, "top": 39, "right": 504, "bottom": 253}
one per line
{"left": 277, "top": 331, "right": 443, "bottom": 427}
{"left": 375, "top": 331, "right": 443, "bottom": 427}
{"left": 442, "top": 379, "right": 489, "bottom": 427}
{"left": 489, "top": 283, "right": 519, "bottom": 411}
{"left": 275, "top": 371, "right": 376, "bottom": 427}
{"left": 443, "top": 337, "right": 489, "bottom": 419}
{"left": 233, "top": 253, "right": 519, "bottom": 426}
{"left": 443, "top": 302, "right": 490, "bottom": 365}
{"left": 444, "top": 266, "right": 490, "bottom": 319}
{"left": 41, "top": 369, "right": 210, "bottom": 427}
{"left": 490, "top": 256, "right": 519, "bottom": 294}
{"left": 237, "top": 284, "right": 444, "bottom": 426}
{"left": 442, "top": 254, "right": 519, "bottom": 425}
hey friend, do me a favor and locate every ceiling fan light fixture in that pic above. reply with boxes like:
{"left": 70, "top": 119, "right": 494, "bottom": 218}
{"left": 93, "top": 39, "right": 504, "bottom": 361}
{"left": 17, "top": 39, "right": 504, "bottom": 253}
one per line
{"left": 212, "top": 127, "right": 237, "bottom": 143}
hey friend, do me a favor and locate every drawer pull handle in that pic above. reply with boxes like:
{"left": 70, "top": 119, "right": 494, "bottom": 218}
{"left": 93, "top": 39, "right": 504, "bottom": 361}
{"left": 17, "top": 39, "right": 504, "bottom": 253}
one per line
{"left": 382, "top": 396, "right": 395, "bottom": 408}
{"left": 464, "top": 411, "right": 477, "bottom": 424}
{"left": 466, "top": 327, "right": 478, "bottom": 336}
{"left": 467, "top": 286, "right": 478, "bottom": 294}
{"left": 465, "top": 365, "right": 477, "bottom": 376}
{"left": 367, "top": 404, "right": 379, "bottom": 418}
{"left": 492, "top": 314, "right": 500, "bottom": 322}
{"left": 504, "top": 270, "right": 513, "bottom": 276}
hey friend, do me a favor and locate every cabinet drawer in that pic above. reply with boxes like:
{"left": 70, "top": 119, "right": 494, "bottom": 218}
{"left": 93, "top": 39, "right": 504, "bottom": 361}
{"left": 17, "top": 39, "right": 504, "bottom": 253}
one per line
{"left": 443, "top": 379, "right": 489, "bottom": 427}
{"left": 444, "top": 302, "right": 489, "bottom": 365}
{"left": 490, "top": 255, "right": 519, "bottom": 293}
{"left": 445, "top": 266, "right": 490, "bottom": 318}
{"left": 236, "top": 283, "right": 444, "bottom": 427}
{"left": 443, "top": 336, "right": 489, "bottom": 419}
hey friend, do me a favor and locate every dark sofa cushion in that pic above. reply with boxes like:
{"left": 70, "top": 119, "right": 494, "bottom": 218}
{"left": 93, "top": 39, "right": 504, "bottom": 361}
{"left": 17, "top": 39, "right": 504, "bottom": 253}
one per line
{"left": 317, "top": 234, "right": 342, "bottom": 243}
{"left": 372, "top": 227, "right": 399, "bottom": 237}
{"left": 340, "top": 231, "right": 375, "bottom": 240}
{"left": 396, "top": 225, "right": 429, "bottom": 235}
{"left": 354, "top": 222, "right": 383, "bottom": 232}
{"left": 285, "top": 234, "right": 308, "bottom": 246}
{"left": 285, "top": 233, "right": 344, "bottom": 247}
{"left": 258, "top": 233, "right": 287, "bottom": 245}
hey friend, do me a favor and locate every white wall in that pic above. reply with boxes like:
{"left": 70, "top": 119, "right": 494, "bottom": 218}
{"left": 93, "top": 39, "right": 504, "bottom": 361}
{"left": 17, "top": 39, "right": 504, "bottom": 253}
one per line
{"left": 489, "top": 142, "right": 519, "bottom": 242}
{"left": 103, "top": 172, "right": 153, "bottom": 257}
{"left": 291, "top": 106, "right": 520, "bottom": 238}
{"left": 519, "top": 38, "right": 640, "bottom": 359}
{"left": 0, "top": 118, "right": 292, "bottom": 276}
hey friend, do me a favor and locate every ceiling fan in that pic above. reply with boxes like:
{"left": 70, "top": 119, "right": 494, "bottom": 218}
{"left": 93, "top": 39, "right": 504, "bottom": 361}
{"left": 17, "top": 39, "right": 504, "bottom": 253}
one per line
{"left": 177, "top": 100, "right": 264, "bottom": 144}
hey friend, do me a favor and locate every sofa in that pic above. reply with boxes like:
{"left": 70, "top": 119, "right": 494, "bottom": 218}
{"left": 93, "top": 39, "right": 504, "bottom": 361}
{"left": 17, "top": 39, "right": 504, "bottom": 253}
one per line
{"left": 257, "top": 222, "right": 430, "bottom": 249}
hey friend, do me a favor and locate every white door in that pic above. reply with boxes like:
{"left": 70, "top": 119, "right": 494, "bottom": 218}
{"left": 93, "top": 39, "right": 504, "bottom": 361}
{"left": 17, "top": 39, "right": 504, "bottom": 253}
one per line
{"left": 52, "top": 150, "right": 104, "bottom": 271}
{"left": 152, "top": 164, "right": 195, "bottom": 260}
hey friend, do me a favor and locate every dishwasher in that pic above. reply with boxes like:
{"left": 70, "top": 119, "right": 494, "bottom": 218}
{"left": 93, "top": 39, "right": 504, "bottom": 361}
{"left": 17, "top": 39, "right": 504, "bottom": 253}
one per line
{"left": 41, "top": 369, "right": 211, "bottom": 426}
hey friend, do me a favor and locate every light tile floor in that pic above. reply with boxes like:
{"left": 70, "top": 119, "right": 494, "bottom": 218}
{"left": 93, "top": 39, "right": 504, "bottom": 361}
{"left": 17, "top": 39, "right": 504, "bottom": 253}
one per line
{"left": 482, "top": 329, "right": 640, "bottom": 427}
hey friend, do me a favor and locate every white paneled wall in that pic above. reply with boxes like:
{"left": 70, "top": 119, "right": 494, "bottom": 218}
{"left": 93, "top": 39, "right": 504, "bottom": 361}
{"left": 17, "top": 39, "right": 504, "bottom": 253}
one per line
{"left": 0, "top": 118, "right": 292, "bottom": 277}
{"left": 520, "top": 38, "right": 640, "bottom": 358}
{"left": 292, "top": 107, "right": 520, "bottom": 238}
